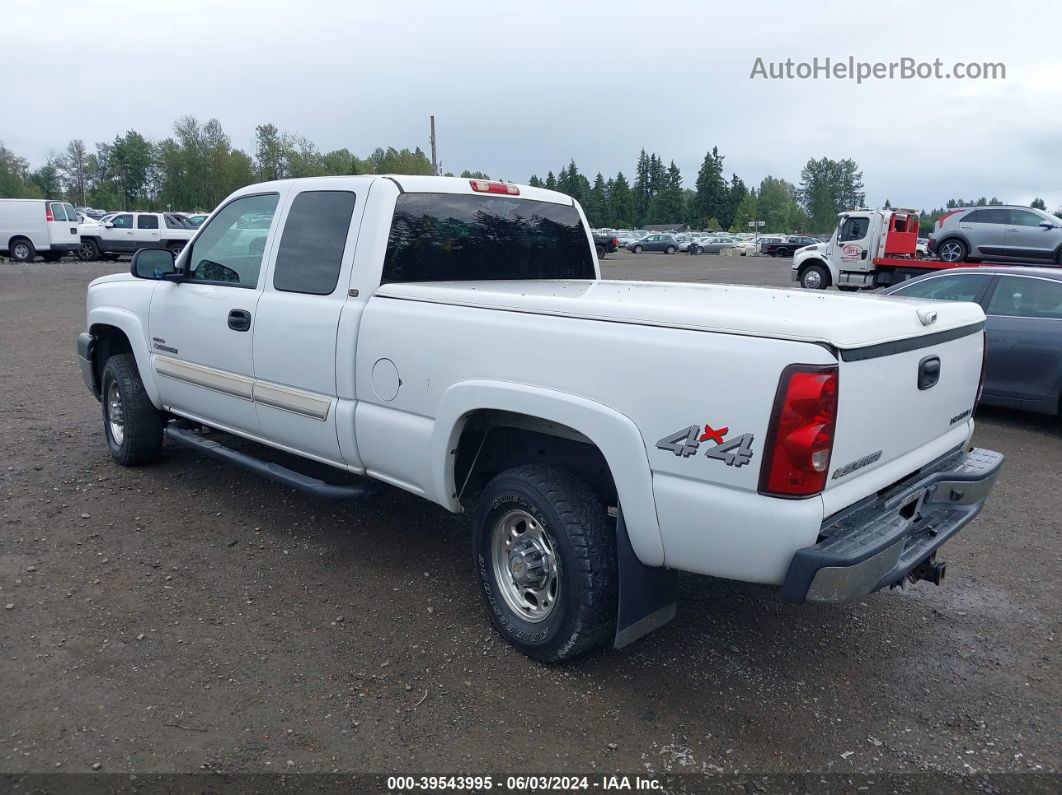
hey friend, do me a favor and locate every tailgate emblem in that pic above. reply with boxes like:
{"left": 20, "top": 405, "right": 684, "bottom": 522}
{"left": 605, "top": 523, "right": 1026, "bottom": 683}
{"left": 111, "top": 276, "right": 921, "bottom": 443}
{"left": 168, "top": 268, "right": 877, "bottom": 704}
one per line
{"left": 917, "top": 309, "right": 938, "bottom": 326}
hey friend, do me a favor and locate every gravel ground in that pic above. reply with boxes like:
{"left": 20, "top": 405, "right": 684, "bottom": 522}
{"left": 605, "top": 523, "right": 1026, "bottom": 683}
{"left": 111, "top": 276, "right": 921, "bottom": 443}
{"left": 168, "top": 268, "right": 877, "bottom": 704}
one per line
{"left": 0, "top": 254, "right": 1058, "bottom": 782}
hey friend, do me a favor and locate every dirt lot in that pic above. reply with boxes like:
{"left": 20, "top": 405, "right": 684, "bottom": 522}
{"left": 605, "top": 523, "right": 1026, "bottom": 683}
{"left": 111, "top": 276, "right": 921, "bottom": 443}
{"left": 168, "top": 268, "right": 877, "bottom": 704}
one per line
{"left": 0, "top": 252, "right": 1058, "bottom": 783}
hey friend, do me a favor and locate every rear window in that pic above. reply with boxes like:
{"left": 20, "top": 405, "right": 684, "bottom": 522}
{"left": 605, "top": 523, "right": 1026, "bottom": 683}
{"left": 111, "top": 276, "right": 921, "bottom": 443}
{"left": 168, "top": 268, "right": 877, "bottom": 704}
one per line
{"left": 164, "top": 213, "right": 190, "bottom": 229}
{"left": 382, "top": 193, "right": 594, "bottom": 284}
{"left": 137, "top": 214, "right": 158, "bottom": 229}
{"left": 273, "top": 190, "right": 356, "bottom": 295}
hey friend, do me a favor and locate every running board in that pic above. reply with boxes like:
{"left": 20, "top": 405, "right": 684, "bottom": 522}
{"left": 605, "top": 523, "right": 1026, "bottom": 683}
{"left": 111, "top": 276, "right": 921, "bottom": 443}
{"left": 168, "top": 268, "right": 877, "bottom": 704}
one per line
{"left": 164, "top": 425, "right": 380, "bottom": 500}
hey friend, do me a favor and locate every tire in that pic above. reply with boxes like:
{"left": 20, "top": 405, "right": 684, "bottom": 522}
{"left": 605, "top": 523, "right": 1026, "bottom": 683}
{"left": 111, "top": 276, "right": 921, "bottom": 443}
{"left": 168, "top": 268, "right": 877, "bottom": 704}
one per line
{"left": 595, "top": 244, "right": 606, "bottom": 259}
{"left": 100, "top": 353, "right": 163, "bottom": 466}
{"left": 694, "top": 245, "right": 703, "bottom": 255}
{"left": 633, "top": 245, "right": 642, "bottom": 254}
{"left": 167, "top": 241, "right": 185, "bottom": 256}
{"left": 665, "top": 245, "right": 676, "bottom": 255}
{"left": 1057, "top": 249, "right": 1062, "bottom": 266}
{"left": 937, "top": 238, "right": 967, "bottom": 263}
{"left": 473, "top": 464, "right": 616, "bottom": 663}
{"left": 77, "top": 238, "right": 100, "bottom": 261}
{"left": 9, "top": 238, "right": 35, "bottom": 262}
{"left": 800, "top": 264, "right": 830, "bottom": 290}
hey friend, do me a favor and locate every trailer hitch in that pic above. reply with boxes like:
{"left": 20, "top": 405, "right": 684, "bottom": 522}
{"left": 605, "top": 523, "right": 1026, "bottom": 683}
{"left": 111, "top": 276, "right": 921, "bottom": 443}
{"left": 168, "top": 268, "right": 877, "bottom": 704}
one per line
{"left": 908, "top": 555, "right": 947, "bottom": 586}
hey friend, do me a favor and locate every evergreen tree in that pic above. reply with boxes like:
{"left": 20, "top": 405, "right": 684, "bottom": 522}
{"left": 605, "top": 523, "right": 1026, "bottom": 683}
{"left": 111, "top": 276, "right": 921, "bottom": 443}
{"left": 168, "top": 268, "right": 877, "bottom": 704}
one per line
{"left": 726, "top": 174, "right": 747, "bottom": 230}
{"left": 632, "top": 149, "right": 651, "bottom": 225}
{"left": 691, "top": 147, "right": 728, "bottom": 228}
{"left": 544, "top": 170, "right": 557, "bottom": 191}
{"left": 585, "top": 173, "right": 608, "bottom": 227}
{"left": 610, "top": 171, "right": 634, "bottom": 226}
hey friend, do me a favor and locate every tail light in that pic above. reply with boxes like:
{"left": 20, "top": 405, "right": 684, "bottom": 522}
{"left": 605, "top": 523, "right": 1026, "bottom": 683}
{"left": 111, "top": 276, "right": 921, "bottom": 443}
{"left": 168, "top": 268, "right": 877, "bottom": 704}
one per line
{"left": 759, "top": 365, "right": 839, "bottom": 498}
{"left": 935, "top": 209, "right": 961, "bottom": 229}
{"left": 975, "top": 331, "right": 988, "bottom": 407}
{"left": 611, "top": 238, "right": 619, "bottom": 247}
{"left": 45, "top": 205, "right": 54, "bottom": 222}
{"left": 469, "top": 180, "right": 519, "bottom": 196}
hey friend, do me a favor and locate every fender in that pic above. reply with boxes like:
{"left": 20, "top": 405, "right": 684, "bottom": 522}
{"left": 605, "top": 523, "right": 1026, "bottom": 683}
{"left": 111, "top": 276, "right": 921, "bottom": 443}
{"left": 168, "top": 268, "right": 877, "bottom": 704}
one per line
{"left": 88, "top": 306, "right": 162, "bottom": 407}
{"left": 431, "top": 380, "right": 665, "bottom": 567}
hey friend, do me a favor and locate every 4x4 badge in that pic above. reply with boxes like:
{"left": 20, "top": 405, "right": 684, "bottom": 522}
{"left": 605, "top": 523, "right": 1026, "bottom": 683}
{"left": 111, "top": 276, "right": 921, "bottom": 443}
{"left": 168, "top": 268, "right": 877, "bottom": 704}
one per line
{"left": 656, "top": 424, "right": 755, "bottom": 468}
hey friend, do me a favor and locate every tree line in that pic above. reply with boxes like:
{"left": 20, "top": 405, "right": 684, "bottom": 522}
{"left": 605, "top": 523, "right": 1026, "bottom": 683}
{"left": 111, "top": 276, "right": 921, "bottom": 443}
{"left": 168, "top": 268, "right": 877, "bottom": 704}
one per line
{"left": 3, "top": 119, "right": 1058, "bottom": 233}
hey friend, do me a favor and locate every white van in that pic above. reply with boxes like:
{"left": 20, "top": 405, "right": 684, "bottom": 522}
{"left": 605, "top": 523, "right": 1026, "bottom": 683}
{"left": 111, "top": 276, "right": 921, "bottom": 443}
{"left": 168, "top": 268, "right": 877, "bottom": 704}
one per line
{"left": 0, "top": 198, "right": 82, "bottom": 262}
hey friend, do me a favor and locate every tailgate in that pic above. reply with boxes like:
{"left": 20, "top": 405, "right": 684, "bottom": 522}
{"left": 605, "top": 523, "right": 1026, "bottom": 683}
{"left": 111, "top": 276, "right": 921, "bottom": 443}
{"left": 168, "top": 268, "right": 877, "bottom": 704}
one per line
{"left": 825, "top": 322, "right": 984, "bottom": 505}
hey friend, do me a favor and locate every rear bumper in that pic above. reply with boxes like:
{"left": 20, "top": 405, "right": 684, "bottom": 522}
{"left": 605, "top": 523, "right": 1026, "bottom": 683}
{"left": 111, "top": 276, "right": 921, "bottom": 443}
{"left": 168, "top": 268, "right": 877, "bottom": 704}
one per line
{"left": 781, "top": 447, "right": 1003, "bottom": 602}
{"left": 77, "top": 332, "right": 100, "bottom": 400}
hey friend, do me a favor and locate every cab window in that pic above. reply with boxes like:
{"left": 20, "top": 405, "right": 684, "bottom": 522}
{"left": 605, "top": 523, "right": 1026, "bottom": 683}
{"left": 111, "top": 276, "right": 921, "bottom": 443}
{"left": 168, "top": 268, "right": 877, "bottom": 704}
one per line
{"left": 137, "top": 214, "right": 159, "bottom": 229}
{"left": 185, "top": 193, "right": 279, "bottom": 288}
{"left": 890, "top": 273, "right": 991, "bottom": 302}
{"left": 111, "top": 214, "right": 133, "bottom": 229}
{"left": 273, "top": 191, "right": 356, "bottom": 295}
{"left": 839, "top": 217, "right": 869, "bottom": 242}
{"left": 986, "top": 276, "right": 1062, "bottom": 319}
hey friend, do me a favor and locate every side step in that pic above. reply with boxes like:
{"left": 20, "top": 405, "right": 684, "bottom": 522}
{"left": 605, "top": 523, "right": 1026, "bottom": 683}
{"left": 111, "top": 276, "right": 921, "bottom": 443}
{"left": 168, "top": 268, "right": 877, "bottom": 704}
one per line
{"left": 164, "top": 425, "right": 379, "bottom": 500}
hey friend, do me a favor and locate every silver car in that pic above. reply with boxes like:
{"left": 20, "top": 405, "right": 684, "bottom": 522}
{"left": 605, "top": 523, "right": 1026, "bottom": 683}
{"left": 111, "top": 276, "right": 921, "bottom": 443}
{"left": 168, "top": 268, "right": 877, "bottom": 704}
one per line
{"left": 928, "top": 205, "right": 1062, "bottom": 265}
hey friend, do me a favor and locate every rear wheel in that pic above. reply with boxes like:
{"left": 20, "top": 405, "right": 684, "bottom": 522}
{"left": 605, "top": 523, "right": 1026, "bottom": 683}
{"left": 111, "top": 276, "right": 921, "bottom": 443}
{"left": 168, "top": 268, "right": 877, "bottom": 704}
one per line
{"left": 595, "top": 244, "right": 606, "bottom": 259}
{"left": 665, "top": 245, "right": 676, "bottom": 255}
{"left": 167, "top": 241, "right": 186, "bottom": 256}
{"left": 473, "top": 464, "right": 616, "bottom": 663}
{"left": 77, "top": 238, "right": 100, "bottom": 261}
{"left": 938, "top": 239, "right": 967, "bottom": 263}
{"left": 800, "top": 264, "right": 830, "bottom": 290}
{"left": 633, "top": 245, "right": 642, "bottom": 254}
{"left": 9, "top": 238, "right": 35, "bottom": 262}
{"left": 100, "top": 354, "right": 164, "bottom": 466}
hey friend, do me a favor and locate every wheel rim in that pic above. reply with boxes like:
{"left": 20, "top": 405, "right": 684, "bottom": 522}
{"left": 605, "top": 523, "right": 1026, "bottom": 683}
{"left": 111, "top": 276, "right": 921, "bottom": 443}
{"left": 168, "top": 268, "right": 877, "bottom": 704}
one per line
{"left": 170, "top": 243, "right": 184, "bottom": 254}
{"left": 79, "top": 242, "right": 94, "bottom": 259}
{"left": 105, "top": 381, "right": 125, "bottom": 446}
{"left": 803, "top": 269, "right": 823, "bottom": 289}
{"left": 490, "top": 509, "right": 560, "bottom": 623}
{"left": 940, "top": 242, "right": 962, "bottom": 262}
{"left": 14, "top": 243, "right": 29, "bottom": 260}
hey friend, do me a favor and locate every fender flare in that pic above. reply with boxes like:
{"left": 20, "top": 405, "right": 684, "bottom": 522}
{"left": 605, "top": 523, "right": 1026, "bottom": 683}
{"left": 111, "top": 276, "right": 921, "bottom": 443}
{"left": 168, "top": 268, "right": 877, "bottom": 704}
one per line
{"left": 88, "top": 306, "right": 162, "bottom": 407}
{"left": 430, "top": 380, "right": 665, "bottom": 566}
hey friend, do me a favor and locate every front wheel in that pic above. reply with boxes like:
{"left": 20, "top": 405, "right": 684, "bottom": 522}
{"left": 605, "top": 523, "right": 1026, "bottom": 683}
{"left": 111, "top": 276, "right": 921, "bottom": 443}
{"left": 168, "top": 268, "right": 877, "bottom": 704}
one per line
{"left": 632, "top": 245, "right": 642, "bottom": 254}
{"left": 800, "top": 264, "right": 830, "bottom": 290}
{"left": 665, "top": 245, "right": 676, "bottom": 255}
{"left": 473, "top": 464, "right": 616, "bottom": 663}
{"left": 77, "top": 238, "right": 100, "bottom": 261}
{"left": 100, "top": 354, "right": 164, "bottom": 466}
{"left": 167, "top": 242, "right": 186, "bottom": 256}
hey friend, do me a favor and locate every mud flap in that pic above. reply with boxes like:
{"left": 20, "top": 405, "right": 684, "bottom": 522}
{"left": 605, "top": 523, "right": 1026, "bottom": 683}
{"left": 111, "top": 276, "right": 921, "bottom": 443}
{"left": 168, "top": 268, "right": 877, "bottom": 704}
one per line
{"left": 613, "top": 506, "right": 678, "bottom": 649}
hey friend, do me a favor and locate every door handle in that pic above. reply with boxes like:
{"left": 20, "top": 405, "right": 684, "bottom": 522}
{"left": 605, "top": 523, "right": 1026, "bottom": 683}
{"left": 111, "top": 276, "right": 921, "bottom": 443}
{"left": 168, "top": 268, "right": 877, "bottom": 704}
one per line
{"left": 228, "top": 309, "right": 252, "bottom": 332}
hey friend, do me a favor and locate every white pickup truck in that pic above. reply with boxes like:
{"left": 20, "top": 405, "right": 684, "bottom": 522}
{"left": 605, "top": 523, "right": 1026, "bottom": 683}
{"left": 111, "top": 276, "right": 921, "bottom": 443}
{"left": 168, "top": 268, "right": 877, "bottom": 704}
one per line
{"left": 77, "top": 176, "right": 1003, "bottom": 662}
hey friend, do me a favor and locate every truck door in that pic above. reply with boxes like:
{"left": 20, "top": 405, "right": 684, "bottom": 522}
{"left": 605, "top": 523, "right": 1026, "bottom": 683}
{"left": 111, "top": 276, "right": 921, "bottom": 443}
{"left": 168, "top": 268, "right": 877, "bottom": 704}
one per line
{"left": 135, "top": 213, "right": 162, "bottom": 249}
{"left": 833, "top": 214, "right": 872, "bottom": 272}
{"left": 148, "top": 192, "right": 283, "bottom": 435}
{"left": 252, "top": 188, "right": 363, "bottom": 466}
{"left": 103, "top": 213, "right": 136, "bottom": 251}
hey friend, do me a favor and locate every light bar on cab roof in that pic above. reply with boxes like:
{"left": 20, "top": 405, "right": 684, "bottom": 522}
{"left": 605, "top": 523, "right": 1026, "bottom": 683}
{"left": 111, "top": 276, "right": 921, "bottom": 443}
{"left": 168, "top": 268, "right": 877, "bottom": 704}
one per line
{"left": 469, "top": 180, "right": 520, "bottom": 196}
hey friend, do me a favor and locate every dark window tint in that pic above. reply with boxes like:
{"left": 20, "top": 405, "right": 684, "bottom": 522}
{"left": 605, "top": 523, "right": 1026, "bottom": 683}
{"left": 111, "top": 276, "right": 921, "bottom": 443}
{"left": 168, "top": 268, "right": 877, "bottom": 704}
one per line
{"left": 111, "top": 214, "right": 133, "bottom": 229}
{"left": 273, "top": 191, "right": 356, "bottom": 295}
{"left": 383, "top": 193, "right": 594, "bottom": 284}
{"left": 891, "top": 273, "right": 991, "bottom": 302}
{"left": 1008, "top": 210, "right": 1046, "bottom": 227}
{"left": 962, "top": 208, "right": 1009, "bottom": 224}
{"left": 137, "top": 214, "right": 158, "bottom": 229}
{"left": 839, "top": 217, "right": 869, "bottom": 242}
{"left": 48, "top": 202, "right": 68, "bottom": 221}
{"left": 163, "top": 213, "right": 190, "bottom": 229}
{"left": 63, "top": 202, "right": 76, "bottom": 221}
{"left": 987, "top": 276, "right": 1062, "bottom": 319}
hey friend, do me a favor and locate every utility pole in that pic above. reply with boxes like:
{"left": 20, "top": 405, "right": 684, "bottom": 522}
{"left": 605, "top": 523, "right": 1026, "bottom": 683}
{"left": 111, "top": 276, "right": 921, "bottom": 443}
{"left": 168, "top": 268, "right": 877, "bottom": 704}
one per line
{"left": 429, "top": 115, "right": 438, "bottom": 176}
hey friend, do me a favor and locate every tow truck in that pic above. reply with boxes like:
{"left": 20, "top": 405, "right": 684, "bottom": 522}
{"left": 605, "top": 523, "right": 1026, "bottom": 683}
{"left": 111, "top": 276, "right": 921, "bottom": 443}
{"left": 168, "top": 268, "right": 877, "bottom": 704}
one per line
{"left": 792, "top": 207, "right": 1048, "bottom": 290}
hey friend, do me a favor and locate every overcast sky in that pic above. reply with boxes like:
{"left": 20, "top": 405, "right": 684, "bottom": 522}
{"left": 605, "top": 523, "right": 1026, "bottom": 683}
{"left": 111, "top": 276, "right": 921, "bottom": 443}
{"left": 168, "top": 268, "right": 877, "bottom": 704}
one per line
{"left": 4, "top": 0, "right": 1060, "bottom": 211}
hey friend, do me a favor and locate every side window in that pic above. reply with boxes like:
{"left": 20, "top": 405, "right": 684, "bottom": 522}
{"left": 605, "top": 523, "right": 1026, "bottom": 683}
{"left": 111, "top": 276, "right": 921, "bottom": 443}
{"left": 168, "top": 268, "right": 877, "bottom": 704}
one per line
{"left": 839, "top": 217, "right": 869, "bottom": 242}
{"left": 185, "top": 193, "right": 279, "bottom": 287}
{"left": 1008, "top": 210, "right": 1045, "bottom": 227}
{"left": 891, "top": 273, "right": 991, "bottom": 302}
{"left": 272, "top": 191, "right": 356, "bottom": 295}
{"left": 111, "top": 214, "right": 133, "bottom": 229}
{"left": 49, "top": 202, "right": 68, "bottom": 221}
{"left": 963, "top": 208, "right": 1009, "bottom": 224}
{"left": 137, "top": 214, "right": 159, "bottom": 229}
{"left": 986, "top": 276, "right": 1062, "bottom": 319}
{"left": 62, "top": 202, "right": 77, "bottom": 221}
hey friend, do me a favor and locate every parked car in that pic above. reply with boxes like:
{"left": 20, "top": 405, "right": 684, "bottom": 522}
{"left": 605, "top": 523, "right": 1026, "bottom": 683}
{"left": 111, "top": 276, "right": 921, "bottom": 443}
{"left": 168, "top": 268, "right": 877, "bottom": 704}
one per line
{"left": 764, "top": 236, "right": 819, "bottom": 257}
{"left": 593, "top": 232, "right": 619, "bottom": 258}
{"left": 0, "top": 198, "right": 81, "bottom": 261}
{"left": 916, "top": 237, "right": 929, "bottom": 258}
{"left": 881, "top": 266, "right": 1062, "bottom": 415}
{"left": 185, "top": 213, "right": 210, "bottom": 227}
{"left": 78, "top": 212, "right": 197, "bottom": 261}
{"left": 690, "top": 236, "right": 741, "bottom": 255}
{"left": 927, "top": 205, "right": 1062, "bottom": 264}
{"left": 627, "top": 233, "right": 679, "bottom": 254}
{"left": 76, "top": 174, "right": 1002, "bottom": 663}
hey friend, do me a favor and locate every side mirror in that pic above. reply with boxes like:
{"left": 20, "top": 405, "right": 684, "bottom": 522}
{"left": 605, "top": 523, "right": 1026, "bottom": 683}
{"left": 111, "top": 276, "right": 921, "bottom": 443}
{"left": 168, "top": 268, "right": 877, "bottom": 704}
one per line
{"left": 1040, "top": 222, "right": 1055, "bottom": 229}
{"left": 131, "top": 248, "right": 179, "bottom": 280}
{"left": 104, "top": 222, "right": 114, "bottom": 228}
